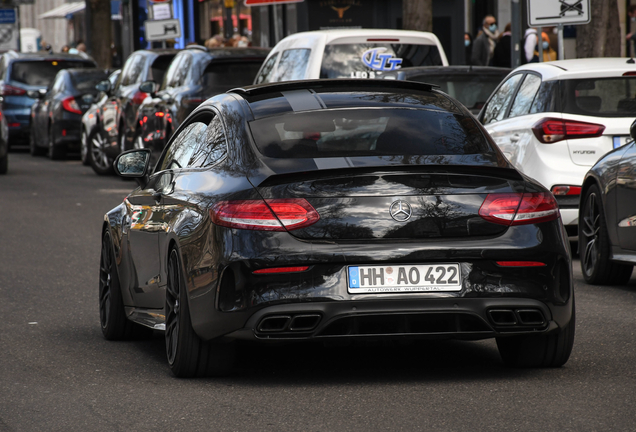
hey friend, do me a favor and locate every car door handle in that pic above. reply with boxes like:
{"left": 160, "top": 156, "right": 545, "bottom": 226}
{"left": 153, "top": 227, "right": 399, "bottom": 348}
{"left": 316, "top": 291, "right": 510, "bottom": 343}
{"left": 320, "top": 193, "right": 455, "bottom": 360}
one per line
{"left": 510, "top": 133, "right": 521, "bottom": 143}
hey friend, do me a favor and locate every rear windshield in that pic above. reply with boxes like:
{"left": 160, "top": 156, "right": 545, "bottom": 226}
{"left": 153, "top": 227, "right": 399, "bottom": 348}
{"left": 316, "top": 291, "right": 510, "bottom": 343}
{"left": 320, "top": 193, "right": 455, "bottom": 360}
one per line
{"left": 202, "top": 61, "right": 264, "bottom": 92}
{"left": 561, "top": 77, "right": 636, "bottom": 117}
{"left": 320, "top": 44, "right": 443, "bottom": 79}
{"left": 409, "top": 73, "right": 506, "bottom": 112}
{"left": 10, "top": 60, "right": 93, "bottom": 86}
{"left": 150, "top": 55, "right": 175, "bottom": 86}
{"left": 248, "top": 108, "right": 492, "bottom": 159}
{"left": 70, "top": 72, "right": 109, "bottom": 92}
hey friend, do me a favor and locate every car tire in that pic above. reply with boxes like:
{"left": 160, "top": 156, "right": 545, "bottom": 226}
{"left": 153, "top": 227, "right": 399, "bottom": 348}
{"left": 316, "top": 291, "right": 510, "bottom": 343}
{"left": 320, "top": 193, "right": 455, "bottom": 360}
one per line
{"left": 99, "top": 231, "right": 153, "bottom": 340}
{"left": 29, "top": 127, "right": 46, "bottom": 156}
{"left": 80, "top": 129, "right": 90, "bottom": 165}
{"left": 165, "top": 248, "right": 235, "bottom": 378}
{"left": 89, "top": 130, "right": 114, "bottom": 176}
{"left": 0, "top": 152, "right": 7, "bottom": 174}
{"left": 579, "top": 184, "right": 633, "bottom": 285}
{"left": 496, "top": 300, "right": 575, "bottom": 368}
{"left": 47, "top": 127, "right": 66, "bottom": 160}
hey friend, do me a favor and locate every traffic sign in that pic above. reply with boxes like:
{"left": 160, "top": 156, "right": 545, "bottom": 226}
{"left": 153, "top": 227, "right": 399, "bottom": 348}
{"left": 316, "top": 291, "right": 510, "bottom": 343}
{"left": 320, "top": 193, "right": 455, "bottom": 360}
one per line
{"left": 145, "top": 19, "right": 181, "bottom": 41}
{"left": 244, "top": 0, "right": 304, "bottom": 6}
{"left": 0, "top": 9, "right": 16, "bottom": 24}
{"left": 528, "top": 0, "right": 590, "bottom": 27}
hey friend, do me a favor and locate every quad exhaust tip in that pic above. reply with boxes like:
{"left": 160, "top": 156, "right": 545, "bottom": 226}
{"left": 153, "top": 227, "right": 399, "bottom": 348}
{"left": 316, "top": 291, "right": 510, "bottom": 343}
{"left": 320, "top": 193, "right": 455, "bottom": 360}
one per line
{"left": 488, "top": 308, "right": 546, "bottom": 327}
{"left": 257, "top": 314, "right": 321, "bottom": 333}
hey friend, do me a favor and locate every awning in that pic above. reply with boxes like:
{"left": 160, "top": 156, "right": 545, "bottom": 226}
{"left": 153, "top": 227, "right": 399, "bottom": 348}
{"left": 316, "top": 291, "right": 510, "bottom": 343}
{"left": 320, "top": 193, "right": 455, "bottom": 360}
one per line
{"left": 39, "top": 2, "right": 85, "bottom": 19}
{"left": 38, "top": 1, "right": 121, "bottom": 20}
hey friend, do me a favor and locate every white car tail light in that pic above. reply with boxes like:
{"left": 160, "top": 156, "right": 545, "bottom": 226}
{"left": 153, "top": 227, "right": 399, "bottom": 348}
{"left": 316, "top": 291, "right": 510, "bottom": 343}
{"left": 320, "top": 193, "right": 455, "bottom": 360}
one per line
{"left": 532, "top": 118, "right": 605, "bottom": 144}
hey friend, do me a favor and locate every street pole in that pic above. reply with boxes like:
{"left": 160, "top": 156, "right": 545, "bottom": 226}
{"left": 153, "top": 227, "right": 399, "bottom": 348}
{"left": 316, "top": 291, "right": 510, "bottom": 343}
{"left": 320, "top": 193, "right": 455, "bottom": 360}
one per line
{"left": 557, "top": 23, "right": 564, "bottom": 60}
{"left": 538, "top": 26, "right": 543, "bottom": 62}
{"left": 511, "top": 0, "right": 521, "bottom": 68}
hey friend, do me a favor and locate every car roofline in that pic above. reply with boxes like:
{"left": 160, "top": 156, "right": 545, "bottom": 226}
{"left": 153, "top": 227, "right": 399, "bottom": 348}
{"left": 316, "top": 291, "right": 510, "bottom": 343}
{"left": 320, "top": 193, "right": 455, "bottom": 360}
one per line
{"left": 228, "top": 79, "right": 439, "bottom": 97}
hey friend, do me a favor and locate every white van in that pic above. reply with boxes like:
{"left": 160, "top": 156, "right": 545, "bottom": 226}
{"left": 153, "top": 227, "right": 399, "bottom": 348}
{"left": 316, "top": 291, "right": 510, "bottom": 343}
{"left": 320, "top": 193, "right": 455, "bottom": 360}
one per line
{"left": 254, "top": 29, "right": 448, "bottom": 84}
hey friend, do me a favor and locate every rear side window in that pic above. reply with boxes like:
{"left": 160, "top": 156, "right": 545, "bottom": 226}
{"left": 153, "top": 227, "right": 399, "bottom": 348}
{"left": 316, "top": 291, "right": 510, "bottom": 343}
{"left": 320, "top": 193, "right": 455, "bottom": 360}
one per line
{"left": 272, "top": 49, "right": 310, "bottom": 81}
{"left": 10, "top": 60, "right": 94, "bottom": 86}
{"left": 320, "top": 43, "right": 442, "bottom": 79}
{"left": 561, "top": 77, "right": 636, "bottom": 117}
{"left": 508, "top": 74, "right": 542, "bottom": 118}
{"left": 249, "top": 108, "right": 492, "bottom": 159}
{"left": 202, "top": 61, "right": 263, "bottom": 92}
{"left": 70, "top": 72, "right": 109, "bottom": 92}
{"left": 482, "top": 73, "right": 523, "bottom": 124}
{"left": 150, "top": 55, "right": 175, "bottom": 85}
{"left": 254, "top": 53, "right": 279, "bottom": 84}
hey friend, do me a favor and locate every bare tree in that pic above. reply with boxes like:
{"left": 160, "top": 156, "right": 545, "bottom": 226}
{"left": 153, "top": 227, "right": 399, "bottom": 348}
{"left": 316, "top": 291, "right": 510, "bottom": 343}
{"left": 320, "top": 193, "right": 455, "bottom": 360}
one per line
{"left": 86, "top": 0, "right": 112, "bottom": 68}
{"left": 576, "top": 0, "right": 620, "bottom": 58}
{"left": 402, "top": 0, "right": 432, "bottom": 32}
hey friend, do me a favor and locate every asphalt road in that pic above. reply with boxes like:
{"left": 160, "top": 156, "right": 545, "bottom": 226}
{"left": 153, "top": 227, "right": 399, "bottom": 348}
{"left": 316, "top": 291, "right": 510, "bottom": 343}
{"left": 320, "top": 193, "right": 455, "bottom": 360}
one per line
{"left": 1, "top": 151, "right": 635, "bottom": 432}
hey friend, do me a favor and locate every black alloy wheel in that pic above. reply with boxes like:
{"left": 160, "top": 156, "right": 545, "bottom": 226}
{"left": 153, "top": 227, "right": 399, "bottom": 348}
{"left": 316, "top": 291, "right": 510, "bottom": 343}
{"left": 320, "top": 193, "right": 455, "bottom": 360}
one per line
{"left": 29, "top": 127, "right": 46, "bottom": 156}
{"left": 99, "top": 230, "right": 152, "bottom": 340}
{"left": 89, "top": 131, "right": 114, "bottom": 175}
{"left": 47, "top": 125, "right": 66, "bottom": 160}
{"left": 165, "top": 248, "right": 234, "bottom": 378}
{"left": 579, "top": 184, "right": 633, "bottom": 285}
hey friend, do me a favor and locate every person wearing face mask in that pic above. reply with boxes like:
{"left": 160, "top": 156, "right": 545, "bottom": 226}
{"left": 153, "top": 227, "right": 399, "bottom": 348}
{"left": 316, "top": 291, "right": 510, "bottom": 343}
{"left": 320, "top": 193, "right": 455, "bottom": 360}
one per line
{"left": 534, "top": 32, "right": 557, "bottom": 62}
{"left": 471, "top": 15, "right": 500, "bottom": 66}
{"left": 464, "top": 32, "right": 473, "bottom": 65}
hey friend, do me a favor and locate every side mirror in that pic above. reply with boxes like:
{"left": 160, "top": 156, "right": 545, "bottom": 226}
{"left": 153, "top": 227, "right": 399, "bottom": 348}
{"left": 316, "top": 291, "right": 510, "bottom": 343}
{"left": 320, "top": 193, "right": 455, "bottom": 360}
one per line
{"left": 95, "top": 80, "right": 112, "bottom": 94}
{"left": 114, "top": 149, "right": 151, "bottom": 186}
{"left": 631, "top": 119, "right": 636, "bottom": 141}
{"left": 139, "top": 80, "right": 158, "bottom": 96}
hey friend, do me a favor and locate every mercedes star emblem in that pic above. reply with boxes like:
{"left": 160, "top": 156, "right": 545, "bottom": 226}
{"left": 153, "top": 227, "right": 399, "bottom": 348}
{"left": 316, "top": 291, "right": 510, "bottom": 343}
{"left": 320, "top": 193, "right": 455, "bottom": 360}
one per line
{"left": 389, "top": 200, "right": 412, "bottom": 222}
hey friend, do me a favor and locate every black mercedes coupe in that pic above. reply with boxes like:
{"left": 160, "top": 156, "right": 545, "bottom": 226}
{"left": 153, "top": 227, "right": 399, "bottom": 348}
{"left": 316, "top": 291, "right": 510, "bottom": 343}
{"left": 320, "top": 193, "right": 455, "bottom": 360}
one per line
{"left": 101, "top": 79, "right": 575, "bottom": 377}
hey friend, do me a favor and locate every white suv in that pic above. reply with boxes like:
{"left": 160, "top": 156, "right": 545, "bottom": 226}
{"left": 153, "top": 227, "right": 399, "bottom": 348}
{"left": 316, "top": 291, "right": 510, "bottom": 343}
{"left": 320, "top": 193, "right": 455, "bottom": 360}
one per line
{"left": 478, "top": 58, "right": 636, "bottom": 236}
{"left": 254, "top": 29, "right": 448, "bottom": 84}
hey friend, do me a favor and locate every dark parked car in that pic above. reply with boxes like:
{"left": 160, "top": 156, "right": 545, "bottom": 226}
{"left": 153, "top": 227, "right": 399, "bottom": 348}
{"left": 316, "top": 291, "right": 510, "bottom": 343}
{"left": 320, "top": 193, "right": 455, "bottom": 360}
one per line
{"left": 87, "top": 49, "right": 177, "bottom": 174}
{"left": 0, "top": 110, "right": 7, "bottom": 174}
{"left": 384, "top": 66, "right": 511, "bottom": 115}
{"left": 80, "top": 69, "right": 121, "bottom": 166}
{"left": 101, "top": 79, "right": 574, "bottom": 377}
{"left": 29, "top": 68, "right": 109, "bottom": 159}
{"left": 579, "top": 120, "right": 636, "bottom": 285}
{"left": 134, "top": 47, "right": 269, "bottom": 156}
{"left": 0, "top": 51, "right": 96, "bottom": 146}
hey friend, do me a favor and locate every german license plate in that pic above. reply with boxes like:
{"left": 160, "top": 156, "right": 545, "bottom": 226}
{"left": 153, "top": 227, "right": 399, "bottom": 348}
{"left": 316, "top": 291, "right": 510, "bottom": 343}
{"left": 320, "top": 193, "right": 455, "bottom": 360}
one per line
{"left": 347, "top": 264, "right": 461, "bottom": 293}
{"left": 613, "top": 136, "right": 632, "bottom": 149}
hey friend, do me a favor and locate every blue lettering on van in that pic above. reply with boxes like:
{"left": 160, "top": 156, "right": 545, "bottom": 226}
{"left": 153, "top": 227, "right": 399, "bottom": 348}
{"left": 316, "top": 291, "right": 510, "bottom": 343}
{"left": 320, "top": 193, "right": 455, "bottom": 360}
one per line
{"left": 361, "top": 48, "right": 403, "bottom": 72}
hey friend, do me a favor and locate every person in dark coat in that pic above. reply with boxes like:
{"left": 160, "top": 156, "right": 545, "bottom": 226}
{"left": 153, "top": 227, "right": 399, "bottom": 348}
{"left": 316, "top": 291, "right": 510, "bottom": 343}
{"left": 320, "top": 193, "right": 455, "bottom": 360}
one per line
{"left": 471, "top": 15, "right": 499, "bottom": 66}
{"left": 492, "top": 23, "right": 512, "bottom": 68}
{"left": 464, "top": 32, "right": 473, "bottom": 65}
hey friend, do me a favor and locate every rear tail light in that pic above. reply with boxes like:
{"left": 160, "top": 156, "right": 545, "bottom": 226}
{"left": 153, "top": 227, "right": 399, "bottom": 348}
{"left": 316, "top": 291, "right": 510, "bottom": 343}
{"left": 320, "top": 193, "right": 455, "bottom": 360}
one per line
{"left": 253, "top": 266, "right": 309, "bottom": 274}
{"left": 479, "top": 192, "right": 559, "bottom": 226}
{"left": 210, "top": 199, "right": 320, "bottom": 231}
{"left": 0, "top": 83, "right": 26, "bottom": 96}
{"left": 496, "top": 261, "right": 546, "bottom": 267}
{"left": 532, "top": 118, "right": 605, "bottom": 143}
{"left": 551, "top": 185, "right": 581, "bottom": 196}
{"left": 8, "top": 122, "right": 20, "bottom": 128}
{"left": 132, "top": 90, "right": 148, "bottom": 105}
{"left": 62, "top": 96, "right": 82, "bottom": 114}
{"left": 183, "top": 97, "right": 203, "bottom": 105}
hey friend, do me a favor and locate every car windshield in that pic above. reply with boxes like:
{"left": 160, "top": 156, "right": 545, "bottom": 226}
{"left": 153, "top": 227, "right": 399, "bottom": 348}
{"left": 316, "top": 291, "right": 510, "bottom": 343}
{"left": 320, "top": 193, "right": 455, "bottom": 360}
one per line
{"left": 248, "top": 108, "right": 492, "bottom": 159}
{"left": 408, "top": 73, "right": 506, "bottom": 111}
{"left": 10, "top": 60, "right": 93, "bottom": 86}
{"left": 320, "top": 43, "right": 443, "bottom": 79}
{"left": 202, "top": 61, "right": 264, "bottom": 92}
{"left": 70, "top": 72, "right": 109, "bottom": 92}
{"left": 561, "top": 77, "right": 636, "bottom": 117}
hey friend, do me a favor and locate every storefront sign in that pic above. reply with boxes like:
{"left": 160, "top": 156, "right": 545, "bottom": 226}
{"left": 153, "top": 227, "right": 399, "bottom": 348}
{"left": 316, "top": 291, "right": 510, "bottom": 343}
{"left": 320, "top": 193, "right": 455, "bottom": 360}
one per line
{"left": 308, "top": 0, "right": 371, "bottom": 30}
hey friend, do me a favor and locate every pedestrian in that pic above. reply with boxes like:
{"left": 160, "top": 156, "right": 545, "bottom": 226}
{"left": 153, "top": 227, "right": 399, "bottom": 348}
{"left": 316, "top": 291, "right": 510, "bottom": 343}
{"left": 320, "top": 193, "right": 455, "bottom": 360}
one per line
{"left": 471, "top": 15, "right": 499, "bottom": 66}
{"left": 626, "top": 5, "right": 636, "bottom": 55}
{"left": 464, "top": 32, "right": 473, "bottom": 65}
{"left": 76, "top": 42, "right": 86, "bottom": 52}
{"left": 61, "top": 45, "right": 70, "bottom": 53}
{"left": 492, "top": 23, "right": 512, "bottom": 68}
{"left": 535, "top": 32, "right": 557, "bottom": 62}
{"left": 523, "top": 27, "right": 539, "bottom": 63}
